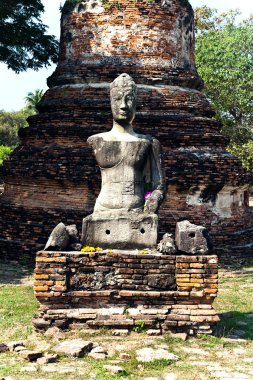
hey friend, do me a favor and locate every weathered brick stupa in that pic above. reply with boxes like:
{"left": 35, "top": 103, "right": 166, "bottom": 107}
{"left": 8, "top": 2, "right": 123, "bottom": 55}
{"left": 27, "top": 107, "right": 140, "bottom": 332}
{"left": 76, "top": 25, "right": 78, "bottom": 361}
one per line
{"left": 0, "top": 0, "right": 252, "bottom": 262}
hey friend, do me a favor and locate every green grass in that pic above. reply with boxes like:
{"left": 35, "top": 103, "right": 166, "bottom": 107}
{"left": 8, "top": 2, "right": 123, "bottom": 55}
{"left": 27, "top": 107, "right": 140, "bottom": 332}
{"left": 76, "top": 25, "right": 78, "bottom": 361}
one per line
{"left": 0, "top": 285, "right": 38, "bottom": 341}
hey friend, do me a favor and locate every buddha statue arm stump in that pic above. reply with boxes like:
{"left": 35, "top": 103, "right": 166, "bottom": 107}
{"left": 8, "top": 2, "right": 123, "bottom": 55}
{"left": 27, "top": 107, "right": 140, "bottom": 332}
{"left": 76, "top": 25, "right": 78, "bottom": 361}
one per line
{"left": 81, "top": 74, "right": 165, "bottom": 249}
{"left": 144, "top": 137, "right": 165, "bottom": 214}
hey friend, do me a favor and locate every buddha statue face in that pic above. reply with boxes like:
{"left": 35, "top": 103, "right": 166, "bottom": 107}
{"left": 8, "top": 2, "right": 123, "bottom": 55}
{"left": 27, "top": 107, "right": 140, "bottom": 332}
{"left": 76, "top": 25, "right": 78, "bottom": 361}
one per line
{"left": 110, "top": 73, "right": 136, "bottom": 126}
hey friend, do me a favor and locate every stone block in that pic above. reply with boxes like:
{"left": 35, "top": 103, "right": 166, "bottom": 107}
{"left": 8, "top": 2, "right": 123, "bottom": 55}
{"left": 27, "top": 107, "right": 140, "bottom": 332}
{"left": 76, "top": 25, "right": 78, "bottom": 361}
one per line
{"left": 175, "top": 220, "right": 209, "bottom": 254}
{"left": 53, "top": 339, "right": 93, "bottom": 358}
{"left": 82, "top": 213, "right": 158, "bottom": 249}
{"left": 146, "top": 274, "right": 176, "bottom": 290}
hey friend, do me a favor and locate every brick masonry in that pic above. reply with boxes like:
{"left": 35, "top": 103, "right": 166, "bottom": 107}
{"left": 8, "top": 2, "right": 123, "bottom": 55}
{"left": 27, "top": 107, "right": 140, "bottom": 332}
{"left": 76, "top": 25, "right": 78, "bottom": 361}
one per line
{"left": 0, "top": 0, "right": 252, "bottom": 263}
{"left": 33, "top": 250, "right": 219, "bottom": 335}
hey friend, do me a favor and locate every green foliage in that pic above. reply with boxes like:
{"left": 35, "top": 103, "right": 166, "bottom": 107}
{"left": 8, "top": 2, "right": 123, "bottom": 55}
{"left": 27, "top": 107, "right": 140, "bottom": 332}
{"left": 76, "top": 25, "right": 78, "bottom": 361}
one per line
{"left": 133, "top": 320, "right": 145, "bottom": 333}
{"left": 0, "top": 0, "right": 58, "bottom": 72}
{"left": 0, "top": 145, "right": 13, "bottom": 165}
{"left": 195, "top": 7, "right": 253, "bottom": 175}
{"left": 24, "top": 88, "right": 44, "bottom": 113}
{"left": 228, "top": 141, "right": 253, "bottom": 173}
{"left": 0, "top": 108, "right": 33, "bottom": 148}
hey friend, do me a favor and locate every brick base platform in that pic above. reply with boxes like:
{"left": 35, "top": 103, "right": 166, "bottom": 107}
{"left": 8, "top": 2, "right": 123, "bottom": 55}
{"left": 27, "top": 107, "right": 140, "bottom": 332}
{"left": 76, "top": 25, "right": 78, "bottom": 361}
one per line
{"left": 33, "top": 251, "right": 219, "bottom": 335}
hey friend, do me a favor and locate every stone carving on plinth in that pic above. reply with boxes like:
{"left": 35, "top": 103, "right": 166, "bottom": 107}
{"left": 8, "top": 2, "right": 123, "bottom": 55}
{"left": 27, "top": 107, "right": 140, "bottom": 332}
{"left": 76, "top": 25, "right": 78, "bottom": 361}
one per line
{"left": 81, "top": 73, "right": 166, "bottom": 249}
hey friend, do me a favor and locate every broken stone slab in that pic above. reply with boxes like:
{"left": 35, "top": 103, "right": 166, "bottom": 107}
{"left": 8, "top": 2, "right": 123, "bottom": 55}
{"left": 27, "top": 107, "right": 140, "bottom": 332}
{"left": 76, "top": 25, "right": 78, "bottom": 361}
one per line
{"left": 103, "top": 365, "right": 125, "bottom": 374}
{"left": 32, "top": 317, "right": 51, "bottom": 330}
{"left": 37, "top": 354, "right": 58, "bottom": 364}
{"left": 7, "top": 341, "right": 25, "bottom": 351}
{"left": 0, "top": 343, "right": 9, "bottom": 353}
{"left": 44, "top": 327, "right": 65, "bottom": 340}
{"left": 52, "top": 339, "right": 93, "bottom": 358}
{"left": 14, "top": 346, "right": 27, "bottom": 352}
{"left": 112, "top": 329, "right": 129, "bottom": 336}
{"left": 146, "top": 329, "right": 161, "bottom": 336}
{"left": 88, "top": 346, "right": 108, "bottom": 360}
{"left": 175, "top": 220, "right": 209, "bottom": 254}
{"left": 157, "top": 233, "right": 176, "bottom": 254}
{"left": 169, "top": 332, "right": 188, "bottom": 341}
{"left": 136, "top": 348, "right": 179, "bottom": 362}
{"left": 44, "top": 222, "right": 69, "bottom": 251}
{"left": 20, "top": 350, "right": 43, "bottom": 362}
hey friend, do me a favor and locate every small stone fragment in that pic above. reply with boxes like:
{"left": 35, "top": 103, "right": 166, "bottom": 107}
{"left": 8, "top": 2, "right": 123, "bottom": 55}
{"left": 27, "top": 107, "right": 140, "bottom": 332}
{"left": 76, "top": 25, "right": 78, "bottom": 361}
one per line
{"left": 53, "top": 339, "right": 93, "bottom": 358}
{"left": 44, "top": 327, "right": 65, "bottom": 340}
{"left": 157, "top": 233, "right": 176, "bottom": 254}
{"left": 119, "top": 353, "right": 131, "bottom": 361}
{"left": 169, "top": 332, "right": 187, "bottom": 341}
{"left": 146, "top": 329, "right": 161, "bottom": 336}
{"left": 112, "top": 329, "right": 129, "bottom": 336}
{"left": 175, "top": 220, "right": 209, "bottom": 254}
{"left": 20, "top": 350, "right": 43, "bottom": 362}
{"left": 88, "top": 346, "right": 108, "bottom": 360}
{"left": 32, "top": 317, "right": 51, "bottom": 330}
{"left": 103, "top": 365, "right": 124, "bottom": 374}
{"left": 0, "top": 343, "right": 9, "bottom": 353}
{"left": 44, "top": 222, "right": 69, "bottom": 251}
{"left": 136, "top": 348, "right": 179, "bottom": 362}
{"left": 66, "top": 224, "right": 79, "bottom": 244}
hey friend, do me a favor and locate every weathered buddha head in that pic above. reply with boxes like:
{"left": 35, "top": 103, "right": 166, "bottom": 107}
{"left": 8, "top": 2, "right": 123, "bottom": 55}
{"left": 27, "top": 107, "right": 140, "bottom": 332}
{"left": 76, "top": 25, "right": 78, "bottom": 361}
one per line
{"left": 110, "top": 73, "right": 137, "bottom": 126}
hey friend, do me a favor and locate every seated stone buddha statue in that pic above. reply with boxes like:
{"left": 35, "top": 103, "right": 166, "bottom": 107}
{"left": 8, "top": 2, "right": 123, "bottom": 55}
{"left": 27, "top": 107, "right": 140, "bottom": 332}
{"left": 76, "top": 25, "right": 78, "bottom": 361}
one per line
{"left": 82, "top": 73, "right": 165, "bottom": 249}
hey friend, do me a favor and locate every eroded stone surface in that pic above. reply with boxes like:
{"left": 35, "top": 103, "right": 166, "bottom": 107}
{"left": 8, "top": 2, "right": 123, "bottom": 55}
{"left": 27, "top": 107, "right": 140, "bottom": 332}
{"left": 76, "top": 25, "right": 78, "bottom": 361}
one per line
{"left": 53, "top": 339, "right": 93, "bottom": 358}
{"left": 175, "top": 220, "right": 209, "bottom": 254}
{"left": 158, "top": 233, "right": 176, "bottom": 254}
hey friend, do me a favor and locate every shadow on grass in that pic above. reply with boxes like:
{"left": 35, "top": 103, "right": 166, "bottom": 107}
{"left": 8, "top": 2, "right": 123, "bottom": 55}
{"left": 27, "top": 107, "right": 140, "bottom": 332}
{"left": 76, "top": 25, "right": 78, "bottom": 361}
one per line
{"left": 0, "top": 259, "right": 34, "bottom": 285}
{"left": 216, "top": 311, "right": 253, "bottom": 341}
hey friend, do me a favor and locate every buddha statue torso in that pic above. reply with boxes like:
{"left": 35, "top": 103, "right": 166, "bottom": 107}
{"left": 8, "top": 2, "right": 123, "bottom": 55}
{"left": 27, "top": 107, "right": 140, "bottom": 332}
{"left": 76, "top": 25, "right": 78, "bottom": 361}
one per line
{"left": 88, "top": 134, "right": 153, "bottom": 212}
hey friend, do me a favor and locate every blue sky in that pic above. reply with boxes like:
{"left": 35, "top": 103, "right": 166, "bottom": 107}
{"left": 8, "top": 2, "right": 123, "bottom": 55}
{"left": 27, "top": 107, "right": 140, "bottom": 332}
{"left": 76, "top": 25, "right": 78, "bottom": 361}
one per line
{"left": 1, "top": 0, "right": 252, "bottom": 111}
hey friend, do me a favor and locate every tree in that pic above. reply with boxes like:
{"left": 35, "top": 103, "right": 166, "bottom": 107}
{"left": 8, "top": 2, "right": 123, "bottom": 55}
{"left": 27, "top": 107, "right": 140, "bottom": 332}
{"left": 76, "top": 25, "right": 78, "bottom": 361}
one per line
{"left": 195, "top": 7, "right": 253, "bottom": 143}
{"left": 0, "top": 145, "right": 13, "bottom": 166}
{"left": 0, "top": 0, "right": 58, "bottom": 73}
{"left": 25, "top": 89, "right": 44, "bottom": 113}
{"left": 0, "top": 108, "right": 32, "bottom": 147}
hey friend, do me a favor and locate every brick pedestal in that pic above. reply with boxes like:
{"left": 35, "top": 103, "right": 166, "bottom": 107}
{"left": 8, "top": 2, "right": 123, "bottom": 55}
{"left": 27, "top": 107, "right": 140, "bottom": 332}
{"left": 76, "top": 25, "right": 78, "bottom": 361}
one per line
{"left": 33, "top": 250, "right": 219, "bottom": 335}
